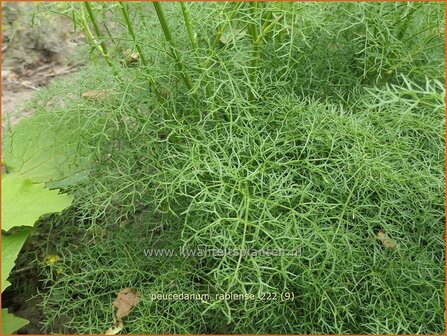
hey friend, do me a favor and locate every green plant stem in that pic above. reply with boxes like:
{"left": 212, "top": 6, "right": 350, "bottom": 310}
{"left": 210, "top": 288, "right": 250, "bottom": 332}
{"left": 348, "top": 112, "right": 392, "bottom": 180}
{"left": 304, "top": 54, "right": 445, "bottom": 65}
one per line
{"left": 119, "top": 2, "right": 147, "bottom": 66}
{"left": 153, "top": 2, "right": 194, "bottom": 93}
{"left": 255, "top": 10, "right": 275, "bottom": 44}
{"left": 180, "top": 3, "right": 199, "bottom": 67}
{"left": 78, "top": 8, "right": 104, "bottom": 60}
{"left": 83, "top": 2, "right": 113, "bottom": 68}
{"left": 209, "top": 2, "right": 243, "bottom": 57}
{"left": 248, "top": 3, "right": 259, "bottom": 41}
{"left": 119, "top": 2, "right": 163, "bottom": 102}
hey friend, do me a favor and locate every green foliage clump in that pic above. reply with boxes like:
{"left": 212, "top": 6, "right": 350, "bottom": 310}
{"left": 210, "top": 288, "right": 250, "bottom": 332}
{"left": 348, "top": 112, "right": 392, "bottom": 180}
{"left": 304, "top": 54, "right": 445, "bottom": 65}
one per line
{"left": 10, "top": 1, "right": 444, "bottom": 334}
{"left": 39, "top": 81, "right": 444, "bottom": 333}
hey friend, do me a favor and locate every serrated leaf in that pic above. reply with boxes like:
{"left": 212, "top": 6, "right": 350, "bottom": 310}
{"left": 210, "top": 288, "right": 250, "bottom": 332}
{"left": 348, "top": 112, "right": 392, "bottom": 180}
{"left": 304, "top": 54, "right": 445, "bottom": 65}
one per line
{"left": 1, "top": 309, "right": 29, "bottom": 334}
{"left": 3, "top": 115, "right": 90, "bottom": 184}
{"left": 1, "top": 174, "right": 73, "bottom": 232}
{"left": 2, "top": 228, "right": 32, "bottom": 291}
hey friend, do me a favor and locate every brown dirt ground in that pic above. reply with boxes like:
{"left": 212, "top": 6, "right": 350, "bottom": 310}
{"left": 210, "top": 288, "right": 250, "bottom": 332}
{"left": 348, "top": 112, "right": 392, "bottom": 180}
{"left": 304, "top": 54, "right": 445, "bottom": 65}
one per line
{"left": 2, "top": 2, "right": 84, "bottom": 127}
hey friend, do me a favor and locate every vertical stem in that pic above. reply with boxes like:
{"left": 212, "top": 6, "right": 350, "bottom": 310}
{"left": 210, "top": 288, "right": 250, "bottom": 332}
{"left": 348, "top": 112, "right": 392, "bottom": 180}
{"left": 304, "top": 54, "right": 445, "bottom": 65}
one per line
{"left": 153, "top": 2, "right": 194, "bottom": 92}
{"left": 79, "top": 4, "right": 120, "bottom": 81}
{"left": 119, "top": 2, "right": 147, "bottom": 66}
{"left": 78, "top": 10, "right": 99, "bottom": 53}
{"left": 181, "top": 3, "right": 201, "bottom": 71}
{"left": 119, "top": 2, "right": 163, "bottom": 102}
{"left": 248, "top": 3, "right": 258, "bottom": 42}
{"left": 209, "top": 2, "right": 243, "bottom": 56}
{"left": 180, "top": 3, "right": 199, "bottom": 52}
{"left": 83, "top": 2, "right": 113, "bottom": 68}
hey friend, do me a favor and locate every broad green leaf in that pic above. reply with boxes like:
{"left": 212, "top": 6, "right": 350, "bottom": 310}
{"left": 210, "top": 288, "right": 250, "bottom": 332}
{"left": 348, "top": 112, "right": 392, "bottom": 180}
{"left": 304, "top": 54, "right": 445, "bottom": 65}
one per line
{"left": 1, "top": 309, "right": 29, "bottom": 334}
{"left": 3, "top": 114, "right": 90, "bottom": 185}
{"left": 2, "top": 228, "right": 31, "bottom": 291}
{"left": 1, "top": 174, "right": 73, "bottom": 231}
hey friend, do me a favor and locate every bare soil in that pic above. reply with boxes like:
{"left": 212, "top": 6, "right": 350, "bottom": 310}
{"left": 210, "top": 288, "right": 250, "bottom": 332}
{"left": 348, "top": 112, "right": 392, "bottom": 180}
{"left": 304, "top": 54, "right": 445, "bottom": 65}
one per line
{"left": 2, "top": 2, "right": 83, "bottom": 127}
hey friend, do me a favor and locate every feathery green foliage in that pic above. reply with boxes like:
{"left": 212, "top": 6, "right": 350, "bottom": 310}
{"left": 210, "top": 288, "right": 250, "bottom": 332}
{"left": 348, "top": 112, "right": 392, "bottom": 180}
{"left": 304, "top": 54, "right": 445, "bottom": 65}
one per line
{"left": 6, "top": 1, "right": 445, "bottom": 334}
